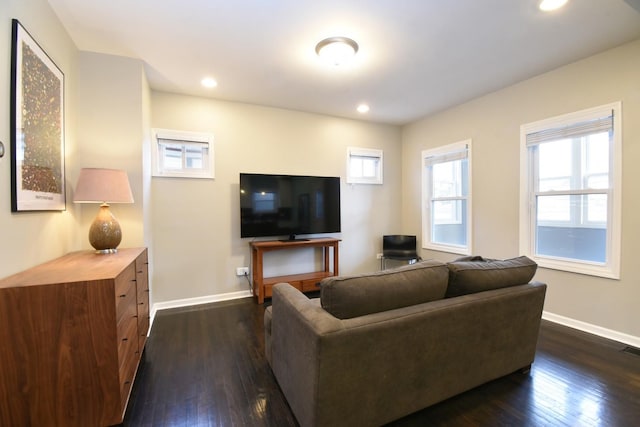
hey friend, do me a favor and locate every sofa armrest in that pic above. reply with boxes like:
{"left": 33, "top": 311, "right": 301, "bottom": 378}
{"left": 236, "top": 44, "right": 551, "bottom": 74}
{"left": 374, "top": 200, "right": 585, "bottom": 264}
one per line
{"left": 264, "top": 305, "right": 273, "bottom": 365}
{"left": 269, "top": 283, "right": 344, "bottom": 427}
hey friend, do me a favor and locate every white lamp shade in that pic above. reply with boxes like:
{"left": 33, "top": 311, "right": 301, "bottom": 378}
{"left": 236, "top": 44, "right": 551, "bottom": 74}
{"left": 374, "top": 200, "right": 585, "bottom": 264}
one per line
{"left": 73, "top": 168, "right": 134, "bottom": 204}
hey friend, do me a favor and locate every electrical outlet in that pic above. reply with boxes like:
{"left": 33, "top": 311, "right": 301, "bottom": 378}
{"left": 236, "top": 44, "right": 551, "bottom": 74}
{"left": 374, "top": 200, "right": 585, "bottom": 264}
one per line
{"left": 376, "top": 253, "right": 384, "bottom": 259}
{"left": 236, "top": 267, "right": 249, "bottom": 276}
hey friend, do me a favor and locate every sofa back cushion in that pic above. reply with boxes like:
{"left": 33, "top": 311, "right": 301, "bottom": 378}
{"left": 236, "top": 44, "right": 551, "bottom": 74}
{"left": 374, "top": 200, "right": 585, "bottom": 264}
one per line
{"left": 446, "top": 256, "right": 537, "bottom": 297}
{"left": 320, "top": 260, "right": 448, "bottom": 319}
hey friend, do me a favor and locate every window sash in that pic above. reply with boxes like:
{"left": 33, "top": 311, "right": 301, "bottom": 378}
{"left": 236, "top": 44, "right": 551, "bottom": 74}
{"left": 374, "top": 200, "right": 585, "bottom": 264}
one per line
{"left": 431, "top": 158, "right": 466, "bottom": 199}
{"left": 158, "top": 139, "right": 210, "bottom": 172}
{"left": 349, "top": 155, "right": 379, "bottom": 179}
{"left": 531, "top": 134, "right": 611, "bottom": 225}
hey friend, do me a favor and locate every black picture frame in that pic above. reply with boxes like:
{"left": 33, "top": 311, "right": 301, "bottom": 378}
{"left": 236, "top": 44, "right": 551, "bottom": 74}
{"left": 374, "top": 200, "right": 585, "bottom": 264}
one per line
{"left": 10, "top": 19, "right": 65, "bottom": 212}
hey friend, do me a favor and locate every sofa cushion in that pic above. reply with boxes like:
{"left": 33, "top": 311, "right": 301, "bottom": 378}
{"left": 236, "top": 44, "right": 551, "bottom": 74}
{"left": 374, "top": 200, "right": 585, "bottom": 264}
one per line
{"left": 320, "top": 260, "right": 448, "bottom": 319}
{"left": 446, "top": 256, "right": 537, "bottom": 297}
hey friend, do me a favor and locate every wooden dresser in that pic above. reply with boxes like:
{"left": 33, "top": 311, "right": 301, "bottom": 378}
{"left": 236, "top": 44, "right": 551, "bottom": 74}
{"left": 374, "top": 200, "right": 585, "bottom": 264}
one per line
{"left": 0, "top": 247, "right": 149, "bottom": 426}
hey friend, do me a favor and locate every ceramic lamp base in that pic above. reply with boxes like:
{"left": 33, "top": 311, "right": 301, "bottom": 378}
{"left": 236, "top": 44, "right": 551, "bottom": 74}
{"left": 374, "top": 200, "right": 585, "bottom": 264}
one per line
{"left": 89, "top": 204, "right": 122, "bottom": 253}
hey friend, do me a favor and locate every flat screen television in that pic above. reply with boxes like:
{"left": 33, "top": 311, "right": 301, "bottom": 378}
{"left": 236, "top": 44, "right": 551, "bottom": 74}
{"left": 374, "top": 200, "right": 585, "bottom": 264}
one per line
{"left": 240, "top": 173, "right": 341, "bottom": 240}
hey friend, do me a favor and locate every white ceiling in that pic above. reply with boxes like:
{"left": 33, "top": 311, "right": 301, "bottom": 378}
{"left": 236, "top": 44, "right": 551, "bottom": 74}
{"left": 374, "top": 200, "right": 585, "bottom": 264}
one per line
{"left": 47, "top": 0, "right": 640, "bottom": 125}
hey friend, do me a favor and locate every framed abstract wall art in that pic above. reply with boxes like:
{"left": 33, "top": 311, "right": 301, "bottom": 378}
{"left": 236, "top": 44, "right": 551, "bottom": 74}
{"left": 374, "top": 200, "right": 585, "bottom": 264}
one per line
{"left": 10, "top": 19, "right": 65, "bottom": 212}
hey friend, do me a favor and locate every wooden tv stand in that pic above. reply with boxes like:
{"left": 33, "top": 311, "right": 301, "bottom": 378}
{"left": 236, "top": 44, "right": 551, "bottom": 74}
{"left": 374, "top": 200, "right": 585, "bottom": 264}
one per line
{"left": 250, "top": 238, "right": 340, "bottom": 303}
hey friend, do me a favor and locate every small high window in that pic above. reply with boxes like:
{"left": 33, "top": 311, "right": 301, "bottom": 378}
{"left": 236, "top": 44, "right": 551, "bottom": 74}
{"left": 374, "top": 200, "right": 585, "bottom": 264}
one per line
{"left": 347, "top": 147, "right": 383, "bottom": 184}
{"left": 152, "top": 129, "right": 214, "bottom": 179}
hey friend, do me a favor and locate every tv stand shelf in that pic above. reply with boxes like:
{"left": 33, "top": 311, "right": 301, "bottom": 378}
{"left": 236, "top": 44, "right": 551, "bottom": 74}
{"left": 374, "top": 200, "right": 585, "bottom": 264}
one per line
{"left": 250, "top": 238, "right": 340, "bottom": 303}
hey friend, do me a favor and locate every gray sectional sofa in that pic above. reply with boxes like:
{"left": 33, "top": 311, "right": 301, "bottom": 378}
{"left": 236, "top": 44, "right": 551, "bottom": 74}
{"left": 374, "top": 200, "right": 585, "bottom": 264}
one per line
{"left": 264, "top": 256, "right": 546, "bottom": 427}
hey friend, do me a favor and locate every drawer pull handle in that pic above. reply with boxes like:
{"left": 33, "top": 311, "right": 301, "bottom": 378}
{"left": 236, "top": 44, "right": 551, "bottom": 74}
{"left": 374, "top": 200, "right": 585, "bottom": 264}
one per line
{"left": 122, "top": 337, "right": 128, "bottom": 342}
{"left": 119, "top": 294, "right": 127, "bottom": 298}
{"left": 139, "top": 302, "right": 145, "bottom": 306}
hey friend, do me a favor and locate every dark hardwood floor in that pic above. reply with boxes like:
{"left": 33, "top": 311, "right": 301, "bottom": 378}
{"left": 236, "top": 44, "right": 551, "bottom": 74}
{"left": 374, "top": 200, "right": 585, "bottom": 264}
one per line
{"left": 122, "top": 297, "right": 640, "bottom": 427}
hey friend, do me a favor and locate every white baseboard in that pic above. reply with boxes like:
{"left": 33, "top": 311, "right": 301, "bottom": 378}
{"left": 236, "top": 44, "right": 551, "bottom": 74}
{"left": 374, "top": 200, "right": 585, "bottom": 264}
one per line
{"left": 149, "top": 290, "right": 253, "bottom": 331}
{"left": 147, "top": 296, "right": 639, "bottom": 349}
{"left": 543, "top": 311, "right": 640, "bottom": 348}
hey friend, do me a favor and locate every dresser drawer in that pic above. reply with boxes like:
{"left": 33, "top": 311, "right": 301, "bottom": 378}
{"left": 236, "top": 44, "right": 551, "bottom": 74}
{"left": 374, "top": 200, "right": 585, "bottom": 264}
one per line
{"left": 137, "top": 315, "right": 150, "bottom": 352}
{"left": 137, "top": 295, "right": 149, "bottom": 334}
{"left": 136, "top": 285, "right": 149, "bottom": 310}
{"left": 116, "top": 283, "right": 137, "bottom": 324}
{"left": 115, "top": 264, "right": 136, "bottom": 307}
{"left": 117, "top": 315, "right": 139, "bottom": 365}
{"left": 135, "top": 252, "right": 149, "bottom": 354}
{"left": 136, "top": 297, "right": 149, "bottom": 353}
{"left": 119, "top": 339, "right": 139, "bottom": 410}
{"left": 135, "top": 253, "right": 149, "bottom": 292}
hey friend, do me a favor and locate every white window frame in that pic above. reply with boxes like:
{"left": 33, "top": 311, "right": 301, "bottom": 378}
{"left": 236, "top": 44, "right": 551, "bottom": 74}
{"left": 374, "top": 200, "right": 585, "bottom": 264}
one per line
{"left": 152, "top": 128, "right": 215, "bottom": 179}
{"left": 346, "top": 147, "right": 383, "bottom": 184}
{"left": 519, "top": 102, "right": 622, "bottom": 279}
{"left": 421, "top": 140, "right": 472, "bottom": 255}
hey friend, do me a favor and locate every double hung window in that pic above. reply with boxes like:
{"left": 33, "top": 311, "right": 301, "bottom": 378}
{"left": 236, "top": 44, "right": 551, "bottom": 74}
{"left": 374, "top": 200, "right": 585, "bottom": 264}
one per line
{"left": 520, "top": 102, "right": 621, "bottom": 278}
{"left": 422, "top": 140, "right": 471, "bottom": 254}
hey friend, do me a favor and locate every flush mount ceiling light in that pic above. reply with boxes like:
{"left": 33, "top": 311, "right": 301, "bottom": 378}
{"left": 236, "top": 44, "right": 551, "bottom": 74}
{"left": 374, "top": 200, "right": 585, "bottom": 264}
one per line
{"left": 315, "top": 37, "right": 359, "bottom": 66}
{"left": 539, "top": 0, "right": 569, "bottom": 11}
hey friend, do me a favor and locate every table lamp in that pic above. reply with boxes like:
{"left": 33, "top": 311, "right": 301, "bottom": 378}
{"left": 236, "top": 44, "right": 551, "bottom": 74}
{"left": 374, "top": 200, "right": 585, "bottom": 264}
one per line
{"left": 73, "top": 168, "right": 134, "bottom": 253}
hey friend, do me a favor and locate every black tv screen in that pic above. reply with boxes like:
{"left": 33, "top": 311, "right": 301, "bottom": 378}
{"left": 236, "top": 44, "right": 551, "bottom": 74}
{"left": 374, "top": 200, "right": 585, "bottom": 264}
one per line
{"left": 240, "top": 173, "right": 341, "bottom": 240}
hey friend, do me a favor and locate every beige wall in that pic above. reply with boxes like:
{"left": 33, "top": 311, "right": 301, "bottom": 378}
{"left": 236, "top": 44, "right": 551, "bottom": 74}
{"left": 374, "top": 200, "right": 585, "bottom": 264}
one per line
{"left": 0, "top": 1, "right": 150, "bottom": 284}
{"left": 402, "top": 39, "right": 640, "bottom": 341}
{"left": 75, "top": 52, "right": 147, "bottom": 251}
{"left": 150, "top": 92, "right": 402, "bottom": 303}
{"left": 0, "top": 0, "right": 79, "bottom": 277}
{"left": 2, "top": 0, "right": 637, "bottom": 343}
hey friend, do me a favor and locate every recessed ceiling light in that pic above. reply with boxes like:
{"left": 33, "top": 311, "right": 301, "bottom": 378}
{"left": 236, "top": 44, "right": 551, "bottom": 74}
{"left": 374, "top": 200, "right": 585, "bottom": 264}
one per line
{"left": 539, "top": 0, "right": 569, "bottom": 11}
{"left": 315, "top": 37, "right": 359, "bottom": 66}
{"left": 201, "top": 77, "right": 218, "bottom": 88}
{"left": 357, "top": 104, "right": 370, "bottom": 114}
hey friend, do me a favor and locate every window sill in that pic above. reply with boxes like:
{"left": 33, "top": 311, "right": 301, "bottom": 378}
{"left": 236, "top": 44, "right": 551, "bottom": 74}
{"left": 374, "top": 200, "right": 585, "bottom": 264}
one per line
{"left": 532, "top": 256, "right": 619, "bottom": 280}
{"left": 152, "top": 172, "right": 214, "bottom": 179}
{"left": 423, "top": 243, "right": 470, "bottom": 256}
